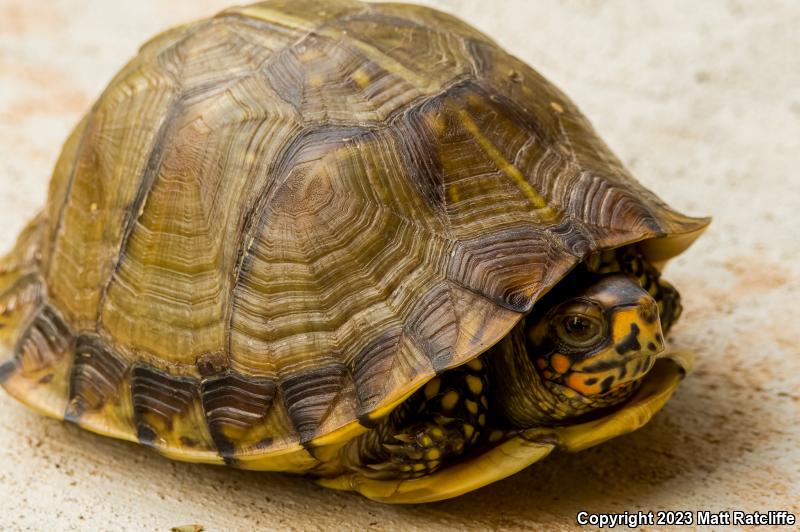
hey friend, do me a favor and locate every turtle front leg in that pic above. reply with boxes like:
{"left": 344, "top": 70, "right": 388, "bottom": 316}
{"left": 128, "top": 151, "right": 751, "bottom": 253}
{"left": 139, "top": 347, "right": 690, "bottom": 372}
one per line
{"left": 342, "top": 359, "right": 490, "bottom": 479}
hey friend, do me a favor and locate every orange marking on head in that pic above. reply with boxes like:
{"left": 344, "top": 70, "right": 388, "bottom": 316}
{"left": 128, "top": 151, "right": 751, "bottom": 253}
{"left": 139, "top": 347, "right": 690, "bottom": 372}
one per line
{"left": 566, "top": 373, "right": 598, "bottom": 395}
{"left": 550, "top": 353, "right": 570, "bottom": 373}
{"left": 536, "top": 358, "right": 547, "bottom": 370}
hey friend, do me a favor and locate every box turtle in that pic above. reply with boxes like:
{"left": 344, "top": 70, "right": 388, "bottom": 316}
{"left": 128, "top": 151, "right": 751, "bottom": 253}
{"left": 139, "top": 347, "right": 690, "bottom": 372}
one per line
{"left": 0, "top": 0, "right": 709, "bottom": 503}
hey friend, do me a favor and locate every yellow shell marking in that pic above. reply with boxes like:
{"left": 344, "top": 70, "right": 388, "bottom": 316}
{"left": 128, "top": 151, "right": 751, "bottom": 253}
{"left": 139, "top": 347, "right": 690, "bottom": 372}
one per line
{"left": 457, "top": 109, "right": 556, "bottom": 219}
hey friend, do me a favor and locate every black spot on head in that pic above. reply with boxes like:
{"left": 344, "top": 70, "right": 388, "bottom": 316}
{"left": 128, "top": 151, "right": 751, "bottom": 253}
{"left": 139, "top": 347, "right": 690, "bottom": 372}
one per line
{"left": 584, "top": 377, "right": 598, "bottom": 386}
{"left": 38, "top": 373, "right": 54, "bottom": 384}
{"left": 599, "top": 376, "right": 615, "bottom": 393}
{"left": 615, "top": 323, "right": 641, "bottom": 355}
{"left": 648, "top": 342, "right": 657, "bottom": 352}
{"left": 655, "top": 333, "right": 664, "bottom": 344}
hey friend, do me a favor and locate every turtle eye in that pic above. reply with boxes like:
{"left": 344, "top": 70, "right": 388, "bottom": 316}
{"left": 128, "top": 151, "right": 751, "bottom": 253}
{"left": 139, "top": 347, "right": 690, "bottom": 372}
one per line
{"left": 564, "top": 315, "right": 593, "bottom": 337}
{"left": 552, "top": 302, "right": 605, "bottom": 348}
{"left": 557, "top": 314, "right": 602, "bottom": 347}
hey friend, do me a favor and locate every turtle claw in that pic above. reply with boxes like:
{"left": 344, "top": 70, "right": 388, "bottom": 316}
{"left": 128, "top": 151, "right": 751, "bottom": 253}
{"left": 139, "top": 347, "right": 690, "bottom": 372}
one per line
{"left": 365, "top": 461, "right": 397, "bottom": 471}
{"left": 381, "top": 443, "right": 407, "bottom": 453}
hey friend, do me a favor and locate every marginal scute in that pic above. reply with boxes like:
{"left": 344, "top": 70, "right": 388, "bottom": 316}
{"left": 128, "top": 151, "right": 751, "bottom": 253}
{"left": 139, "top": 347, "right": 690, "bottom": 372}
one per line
{"left": 280, "top": 364, "right": 353, "bottom": 443}
{"left": 404, "top": 283, "right": 459, "bottom": 371}
{"left": 1, "top": 304, "right": 74, "bottom": 419}
{"left": 0, "top": 0, "right": 709, "bottom": 469}
{"left": 66, "top": 335, "right": 128, "bottom": 419}
{"left": 15, "top": 306, "right": 72, "bottom": 375}
{"left": 200, "top": 370, "right": 277, "bottom": 458}
{"left": 348, "top": 327, "right": 430, "bottom": 411}
{"left": 130, "top": 365, "right": 217, "bottom": 458}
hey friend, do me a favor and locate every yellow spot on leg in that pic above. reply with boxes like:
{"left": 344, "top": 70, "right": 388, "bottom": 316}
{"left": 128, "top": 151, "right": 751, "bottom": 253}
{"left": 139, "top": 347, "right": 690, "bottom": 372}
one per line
{"left": 465, "top": 399, "right": 479, "bottom": 415}
{"left": 550, "top": 101, "right": 564, "bottom": 113}
{"left": 424, "top": 378, "right": 441, "bottom": 399}
{"left": 489, "top": 430, "right": 505, "bottom": 443}
{"left": 466, "top": 358, "right": 483, "bottom": 371}
{"left": 465, "top": 375, "right": 483, "bottom": 395}
{"left": 463, "top": 424, "right": 475, "bottom": 439}
{"left": 425, "top": 448, "right": 441, "bottom": 460}
{"left": 441, "top": 390, "right": 459, "bottom": 412}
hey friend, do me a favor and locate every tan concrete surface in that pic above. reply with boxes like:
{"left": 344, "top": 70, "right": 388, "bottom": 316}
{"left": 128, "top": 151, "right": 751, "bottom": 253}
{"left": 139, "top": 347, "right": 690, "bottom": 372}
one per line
{"left": 0, "top": 1, "right": 798, "bottom": 530}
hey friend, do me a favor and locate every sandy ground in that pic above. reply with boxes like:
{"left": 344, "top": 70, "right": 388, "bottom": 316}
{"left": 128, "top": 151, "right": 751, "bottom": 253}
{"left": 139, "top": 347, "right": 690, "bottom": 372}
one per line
{"left": 0, "top": 1, "right": 798, "bottom": 530}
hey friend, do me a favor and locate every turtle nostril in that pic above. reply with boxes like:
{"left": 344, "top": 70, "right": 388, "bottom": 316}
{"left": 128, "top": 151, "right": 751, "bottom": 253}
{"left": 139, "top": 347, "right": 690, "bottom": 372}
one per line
{"left": 638, "top": 302, "right": 659, "bottom": 324}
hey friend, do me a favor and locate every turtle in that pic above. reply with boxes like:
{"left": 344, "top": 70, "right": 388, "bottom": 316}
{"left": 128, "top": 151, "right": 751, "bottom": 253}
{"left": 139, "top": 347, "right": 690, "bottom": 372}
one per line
{"left": 0, "top": 0, "right": 709, "bottom": 503}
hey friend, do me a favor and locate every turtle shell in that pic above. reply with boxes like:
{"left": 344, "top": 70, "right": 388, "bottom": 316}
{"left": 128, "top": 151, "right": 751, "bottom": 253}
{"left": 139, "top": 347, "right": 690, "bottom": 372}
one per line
{"left": 0, "top": 0, "right": 708, "bottom": 472}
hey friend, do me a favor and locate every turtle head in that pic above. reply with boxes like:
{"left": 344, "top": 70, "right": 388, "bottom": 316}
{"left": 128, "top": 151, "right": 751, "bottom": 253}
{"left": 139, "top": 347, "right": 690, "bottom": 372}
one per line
{"left": 489, "top": 273, "right": 667, "bottom": 427}
{"left": 528, "top": 274, "right": 665, "bottom": 397}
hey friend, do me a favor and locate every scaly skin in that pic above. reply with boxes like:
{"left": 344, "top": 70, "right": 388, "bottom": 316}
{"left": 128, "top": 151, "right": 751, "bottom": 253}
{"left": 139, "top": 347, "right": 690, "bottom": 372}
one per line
{"left": 355, "top": 263, "right": 675, "bottom": 476}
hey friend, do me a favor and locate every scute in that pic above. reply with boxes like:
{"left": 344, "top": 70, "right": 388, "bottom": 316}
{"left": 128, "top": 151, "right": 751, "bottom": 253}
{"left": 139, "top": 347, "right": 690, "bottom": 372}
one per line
{"left": 0, "top": 0, "right": 708, "bottom": 470}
